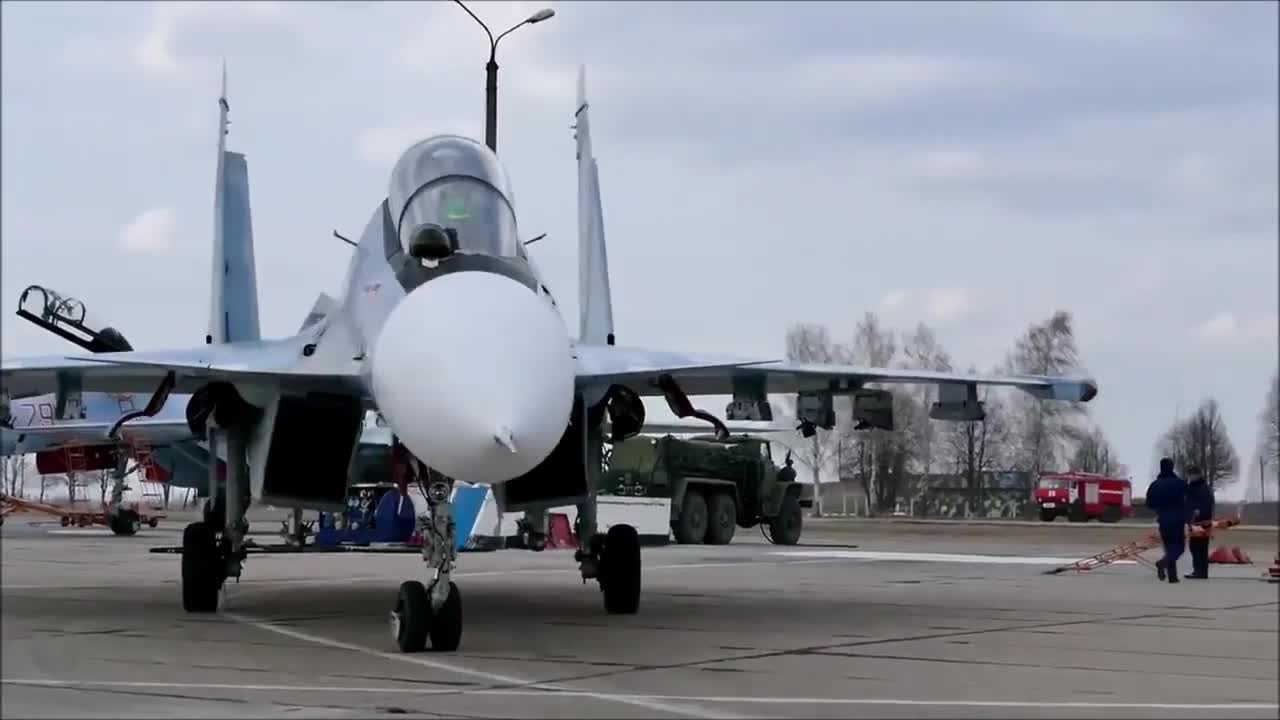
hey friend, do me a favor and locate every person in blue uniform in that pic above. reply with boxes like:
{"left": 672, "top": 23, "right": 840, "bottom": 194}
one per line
{"left": 1184, "top": 465, "right": 1215, "bottom": 579}
{"left": 1146, "top": 457, "right": 1188, "bottom": 583}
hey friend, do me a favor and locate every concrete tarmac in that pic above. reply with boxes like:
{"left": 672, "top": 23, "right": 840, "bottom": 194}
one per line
{"left": 2, "top": 517, "right": 1276, "bottom": 719}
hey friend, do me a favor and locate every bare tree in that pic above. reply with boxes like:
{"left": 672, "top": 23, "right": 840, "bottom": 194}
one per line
{"left": 1003, "top": 310, "right": 1087, "bottom": 486}
{"left": 781, "top": 322, "right": 848, "bottom": 516}
{"left": 898, "top": 323, "right": 953, "bottom": 496}
{"left": 1260, "top": 370, "right": 1279, "bottom": 475}
{"left": 1157, "top": 397, "right": 1239, "bottom": 488}
{"left": 97, "top": 469, "right": 112, "bottom": 505}
{"left": 3, "top": 456, "right": 30, "bottom": 498}
{"left": 943, "top": 371, "right": 1010, "bottom": 492}
{"left": 844, "top": 312, "right": 908, "bottom": 514}
{"left": 1069, "top": 424, "right": 1121, "bottom": 476}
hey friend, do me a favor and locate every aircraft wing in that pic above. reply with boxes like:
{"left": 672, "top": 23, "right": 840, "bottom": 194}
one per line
{"left": 2, "top": 337, "right": 367, "bottom": 400}
{"left": 574, "top": 344, "right": 1098, "bottom": 403}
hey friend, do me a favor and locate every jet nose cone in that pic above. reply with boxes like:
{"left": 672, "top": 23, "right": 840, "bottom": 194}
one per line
{"left": 370, "top": 271, "right": 575, "bottom": 485}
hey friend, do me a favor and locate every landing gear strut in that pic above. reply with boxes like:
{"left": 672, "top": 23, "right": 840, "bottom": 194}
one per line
{"left": 392, "top": 468, "right": 463, "bottom": 652}
{"left": 181, "top": 425, "right": 249, "bottom": 613}
{"left": 576, "top": 423, "right": 642, "bottom": 615}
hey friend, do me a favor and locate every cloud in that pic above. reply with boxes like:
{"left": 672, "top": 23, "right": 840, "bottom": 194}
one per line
{"left": 132, "top": 1, "right": 294, "bottom": 79}
{"left": 1192, "top": 312, "right": 1277, "bottom": 347}
{"left": 118, "top": 208, "right": 177, "bottom": 255}
{"left": 877, "top": 288, "right": 980, "bottom": 326}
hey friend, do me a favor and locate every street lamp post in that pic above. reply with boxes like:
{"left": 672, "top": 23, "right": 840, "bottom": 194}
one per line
{"left": 452, "top": 1, "right": 556, "bottom": 154}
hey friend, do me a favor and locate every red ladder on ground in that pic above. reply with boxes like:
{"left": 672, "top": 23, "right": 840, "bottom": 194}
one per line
{"left": 1044, "top": 517, "right": 1243, "bottom": 576}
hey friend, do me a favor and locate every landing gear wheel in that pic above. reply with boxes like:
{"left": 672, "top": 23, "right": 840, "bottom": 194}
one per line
{"left": 600, "top": 523, "right": 641, "bottom": 614}
{"left": 705, "top": 493, "right": 736, "bottom": 545}
{"left": 393, "top": 580, "right": 430, "bottom": 653}
{"left": 111, "top": 509, "right": 141, "bottom": 536}
{"left": 674, "top": 490, "right": 708, "bottom": 545}
{"left": 428, "top": 582, "right": 462, "bottom": 652}
{"left": 181, "top": 521, "right": 221, "bottom": 613}
{"left": 768, "top": 492, "right": 803, "bottom": 546}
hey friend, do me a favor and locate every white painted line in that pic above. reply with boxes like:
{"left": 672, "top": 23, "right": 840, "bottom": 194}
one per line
{"left": 223, "top": 611, "right": 737, "bottom": 720}
{"left": 3, "top": 558, "right": 850, "bottom": 592}
{"left": 769, "top": 549, "right": 1138, "bottom": 566}
{"left": 3, "top": 679, "right": 1275, "bottom": 711}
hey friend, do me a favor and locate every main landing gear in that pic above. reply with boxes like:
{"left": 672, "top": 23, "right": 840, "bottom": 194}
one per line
{"left": 575, "top": 498, "right": 642, "bottom": 615}
{"left": 392, "top": 473, "right": 463, "bottom": 652}
{"left": 180, "top": 426, "right": 249, "bottom": 614}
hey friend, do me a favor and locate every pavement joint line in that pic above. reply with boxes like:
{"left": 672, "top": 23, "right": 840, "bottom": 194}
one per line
{"left": 223, "top": 610, "right": 742, "bottom": 720}
{"left": 2, "top": 679, "right": 1277, "bottom": 711}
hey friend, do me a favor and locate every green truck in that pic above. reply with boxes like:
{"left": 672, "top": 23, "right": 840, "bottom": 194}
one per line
{"left": 603, "top": 434, "right": 810, "bottom": 545}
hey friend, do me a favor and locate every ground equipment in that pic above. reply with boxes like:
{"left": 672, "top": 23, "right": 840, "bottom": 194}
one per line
{"left": 1044, "top": 516, "right": 1243, "bottom": 575}
{"left": 602, "top": 433, "right": 810, "bottom": 545}
{"left": 1035, "top": 471, "right": 1134, "bottom": 523}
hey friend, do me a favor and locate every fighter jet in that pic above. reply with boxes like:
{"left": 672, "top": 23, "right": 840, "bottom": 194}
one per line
{"left": 0, "top": 67, "right": 1097, "bottom": 653}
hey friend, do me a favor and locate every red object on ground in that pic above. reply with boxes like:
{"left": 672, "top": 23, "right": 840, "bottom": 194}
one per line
{"left": 1209, "top": 545, "right": 1251, "bottom": 564}
{"left": 1035, "top": 472, "right": 1134, "bottom": 522}
{"left": 546, "top": 513, "right": 576, "bottom": 549}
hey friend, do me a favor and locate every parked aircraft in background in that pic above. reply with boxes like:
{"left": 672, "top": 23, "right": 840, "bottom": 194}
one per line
{"left": 0, "top": 67, "right": 1097, "bottom": 654}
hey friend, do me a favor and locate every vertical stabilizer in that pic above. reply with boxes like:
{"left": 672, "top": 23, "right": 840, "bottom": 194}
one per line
{"left": 574, "top": 66, "right": 615, "bottom": 346}
{"left": 207, "top": 65, "right": 261, "bottom": 345}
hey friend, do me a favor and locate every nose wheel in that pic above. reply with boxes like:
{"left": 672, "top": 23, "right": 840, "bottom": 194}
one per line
{"left": 392, "top": 475, "right": 463, "bottom": 652}
{"left": 392, "top": 579, "right": 462, "bottom": 653}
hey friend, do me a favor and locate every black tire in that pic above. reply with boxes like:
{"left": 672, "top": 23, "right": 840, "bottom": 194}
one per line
{"left": 768, "top": 492, "right": 803, "bottom": 546}
{"left": 674, "top": 490, "right": 708, "bottom": 544}
{"left": 394, "top": 580, "right": 430, "bottom": 653}
{"left": 601, "top": 523, "right": 641, "bottom": 614}
{"left": 1067, "top": 500, "right": 1087, "bottom": 523}
{"left": 1100, "top": 505, "right": 1122, "bottom": 524}
{"left": 112, "top": 509, "right": 141, "bottom": 536}
{"left": 148, "top": 517, "right": 160, "bottom": 528}
{"left": 1039, "top": 509, "right": 1056, "bottom": 522}
{"left": 705, "top": 493, "right": 737, "bottom": 545}
{"left": 429, "top": 582, "right": 463, "bottom": 652}
{"left": 181, "top": 521, "right": 221, "bottom": 613}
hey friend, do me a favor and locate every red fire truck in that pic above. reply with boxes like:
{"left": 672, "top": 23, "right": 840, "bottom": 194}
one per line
{"left": 1035, "top": 472, "right": 1134, "bottom": 523}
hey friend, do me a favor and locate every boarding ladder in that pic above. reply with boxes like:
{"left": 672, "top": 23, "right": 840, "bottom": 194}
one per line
{"left": 1044, "top": 516, "right": 1243, "bottom": 575}
{"left": 126, "top": 436, "right": 165, "bottom": 510}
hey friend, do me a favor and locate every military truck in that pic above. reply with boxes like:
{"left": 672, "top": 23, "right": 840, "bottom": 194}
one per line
{"left": 603, "top": 434, "right": 809, "bottom": 545}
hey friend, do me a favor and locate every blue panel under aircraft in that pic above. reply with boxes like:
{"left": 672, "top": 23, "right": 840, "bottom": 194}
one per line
{"left": 450, "top": 484, "right": 489, "bottom": 551}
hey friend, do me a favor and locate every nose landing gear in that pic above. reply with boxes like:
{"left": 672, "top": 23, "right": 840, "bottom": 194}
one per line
{"left": 392, "top": 474, "right": 463, "bottom": 652}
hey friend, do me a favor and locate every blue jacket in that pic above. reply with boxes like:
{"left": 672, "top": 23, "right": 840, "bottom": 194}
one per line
{"left": 1186, "top": 479, "right": 1214, "bottom": 525}
{"left": 1145, "top": 471, "right": 1188, "bottom": 525}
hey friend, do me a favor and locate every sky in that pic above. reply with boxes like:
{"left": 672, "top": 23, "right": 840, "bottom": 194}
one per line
{"left": 2, "top": 1, "right": 1277, "bottom": 500}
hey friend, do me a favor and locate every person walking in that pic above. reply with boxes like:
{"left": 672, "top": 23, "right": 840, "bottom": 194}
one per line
{"left": 1146, "top": 457, "right": 1188, "bottom": 584}
{"left": 1184, "top": 465, "right": 1215, "bottom": 579}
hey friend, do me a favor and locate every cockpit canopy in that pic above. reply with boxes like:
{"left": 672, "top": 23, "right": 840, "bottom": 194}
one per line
{"left": 387, "top": 135, "right": 520, "bottom": 260}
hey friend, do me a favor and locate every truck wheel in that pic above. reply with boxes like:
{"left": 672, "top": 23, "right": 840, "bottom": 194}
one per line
{"left": 674, "top": 490, "right": 708, "bottom": 544}
{"left": 1039, "top": 509, "right": 1056, "bottom": 522}
{"left": 1067, "top": 501, "right": 1087, "bottom": 523}
{"left": 705, "top": 493, "right": 736, "bottom": 545}
{"left": 768, "top": 493, "right": 803, "bottom": 545}
{"left": 1100, "top": 505, "right": 1121, "bottom": 523}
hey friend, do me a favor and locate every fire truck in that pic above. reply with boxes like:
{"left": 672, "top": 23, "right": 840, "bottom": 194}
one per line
{"left": 1035, "top": 471, "right": 1134, "bottom": 523}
